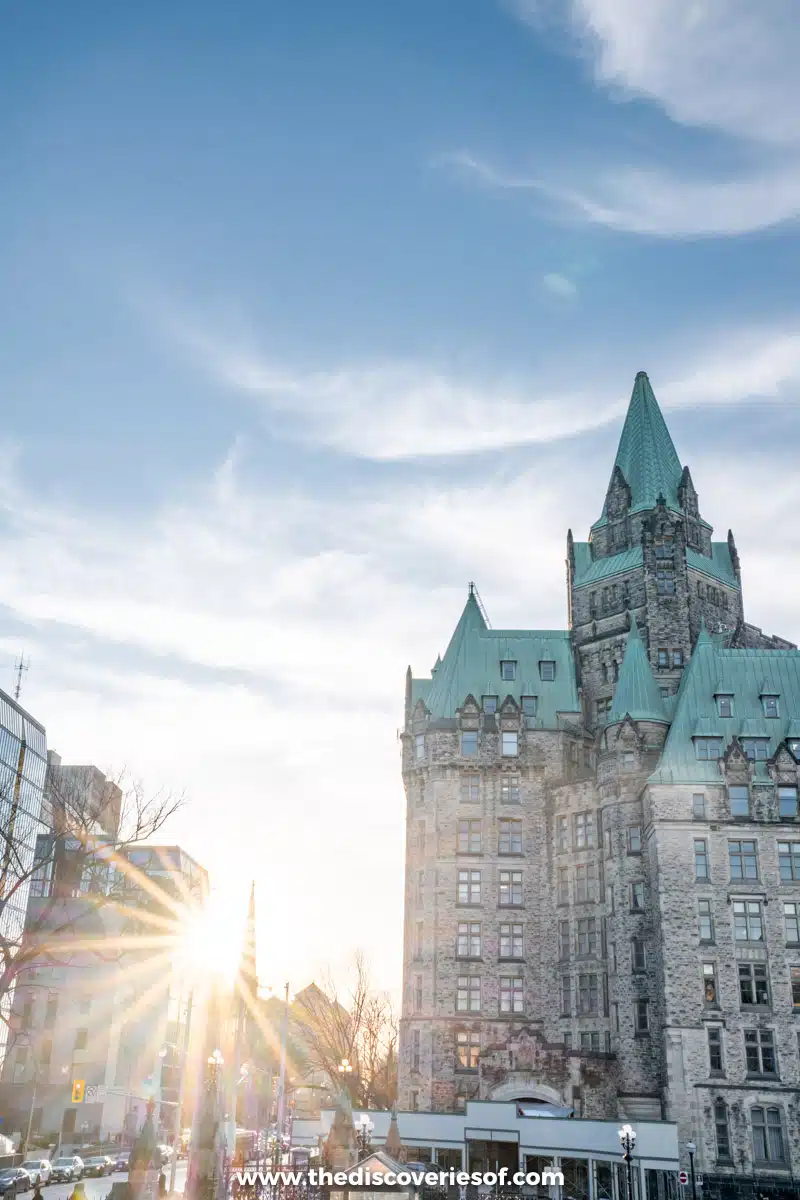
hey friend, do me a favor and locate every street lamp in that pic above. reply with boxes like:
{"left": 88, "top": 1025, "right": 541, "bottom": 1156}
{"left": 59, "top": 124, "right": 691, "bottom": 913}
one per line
{"left": 685, "top": 1142, "right": 698, "bottom": 1200}
{"left": 618, "top": 1124, "right": 637, "bottom": 1200}
{"left": 355, "top": 1115, "right": 374, "bottom": 1157}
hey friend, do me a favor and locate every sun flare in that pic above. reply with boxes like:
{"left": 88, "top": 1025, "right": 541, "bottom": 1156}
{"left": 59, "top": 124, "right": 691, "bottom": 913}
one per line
{"left": 173, "top": 885, "right": 247, "bottom": 989}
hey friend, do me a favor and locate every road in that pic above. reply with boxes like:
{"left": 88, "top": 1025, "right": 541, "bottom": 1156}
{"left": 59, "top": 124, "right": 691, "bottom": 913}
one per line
{"left": 37, "top": 1164, "right": 187, "bottom": 1200}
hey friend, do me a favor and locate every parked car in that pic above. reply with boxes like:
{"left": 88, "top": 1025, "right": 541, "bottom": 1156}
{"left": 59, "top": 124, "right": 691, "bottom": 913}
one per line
{"left": 102, "top": 1156, "right": 116, "bottom": 1174}
{"left": 84, "top": 1157, "right": 113, "bottom": 1178}
{"left": 51, "top": 1156, "right": 83, "bottom": 1183}
{"left": 0, "top": 1168, "right": 31, "bottom": 1196}
{"left": 114, "top": 1153, "right": 130, "bottom": 1173}
{"left": 20, "top": 1162, "right": 51, "bottom": 1188}
{"left": 156, "top": 1145, "right": 173, "bottom": 1167}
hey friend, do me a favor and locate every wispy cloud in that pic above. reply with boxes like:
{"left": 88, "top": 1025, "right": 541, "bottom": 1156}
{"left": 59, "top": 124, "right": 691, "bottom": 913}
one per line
{"left": 542, "top": 272, "right": 578, "bottom": 299}
{"left": 460, "top": 1, "right": 800, "bottom": 237}
{"left": 156, "top": 304, "right": 800, "bottom": 459}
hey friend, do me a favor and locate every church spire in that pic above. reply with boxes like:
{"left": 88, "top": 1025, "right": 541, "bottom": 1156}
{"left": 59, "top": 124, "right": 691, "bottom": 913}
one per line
{"left": 607, "top": 615, "right": 668, "bottom": 726}
{"left": 596, "top": 371, "right": 683, "bottom": 526}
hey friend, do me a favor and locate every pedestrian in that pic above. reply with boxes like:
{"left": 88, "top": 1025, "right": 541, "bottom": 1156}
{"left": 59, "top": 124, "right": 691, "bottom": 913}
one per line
{"left": 32, "top": 1184, "right": 43, "bottom": 1200}
{"left": 158, "top": 1171, "right": 167, "bottom": 1195}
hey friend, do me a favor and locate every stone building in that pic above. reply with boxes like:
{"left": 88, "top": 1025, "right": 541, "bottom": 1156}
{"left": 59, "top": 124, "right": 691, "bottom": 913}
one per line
{"left": 398, "top": 373, "right": 800, "bottom": 1198}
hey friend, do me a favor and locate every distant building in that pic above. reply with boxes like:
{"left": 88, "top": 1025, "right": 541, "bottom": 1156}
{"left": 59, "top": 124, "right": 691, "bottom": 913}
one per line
{"left": 0, "top": 687, "right": 47, "bottom": 1053}
{"left": 399, "top": 373, "right": 800, "bottom": 1198}
{"left": 0, "top": 795, "right": 208, "bottom": 1149}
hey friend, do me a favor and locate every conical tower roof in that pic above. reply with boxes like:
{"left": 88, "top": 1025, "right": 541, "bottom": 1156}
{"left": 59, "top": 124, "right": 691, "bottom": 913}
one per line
{"left": 607, "top": 616, "right": 668, "bottom": 725}
{"left": 596, "top": 371, "right": 683, "bottom": 525}
{"left": 424, "top": 585, "right": 487, "bottom": 715}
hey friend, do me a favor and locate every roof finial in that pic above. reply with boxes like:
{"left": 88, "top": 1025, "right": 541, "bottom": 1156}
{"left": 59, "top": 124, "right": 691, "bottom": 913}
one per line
{"left": 468, "top": 581, "right": 475, "bottom": 596}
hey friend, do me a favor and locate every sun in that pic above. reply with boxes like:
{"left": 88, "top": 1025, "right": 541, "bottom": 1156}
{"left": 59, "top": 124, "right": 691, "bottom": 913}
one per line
{"left": 174, "top": 885, "right": 246, "bottom": 989}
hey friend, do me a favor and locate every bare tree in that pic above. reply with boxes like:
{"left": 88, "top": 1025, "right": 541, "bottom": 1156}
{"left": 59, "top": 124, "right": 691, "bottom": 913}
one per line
{"left": 0, "top": 758, "right": 185, "bottom": 1041}
{"left": 292, "top": 952, "right": 397, "bottom": 1109}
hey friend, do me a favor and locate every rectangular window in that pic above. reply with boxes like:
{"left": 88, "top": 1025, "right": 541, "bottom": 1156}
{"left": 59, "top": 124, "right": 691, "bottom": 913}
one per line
{"left": 414, "top": 733, "right": 425, "bottom": 761}
{"left": 657, "top": 649, "right": 669, "bottom": 668}
{"left": 500, "top": 922, "right": 524, "bottom": 959}
{"left": 499, "top": 819, "right": 522, "bottom": 855}
{"left": 631, "top": 938, "right": 646, "bottom": 972}
{"left": 456, "top": 975, "right": 481, "bottom": 1013}
{"left": 539, "top": 660, "right": 555, "bottom": 681}
{"left": 733, "top": 899, "right": 764, "bottom": 942}
{"left": 739, "top": 963, "right": 770, "bottom": 1007}
{"left": 410, "top": 1089, "right": 419, "bottom": 1111}
{"left": 740, "top": 738, "right": 770, "bottom": 761}
{"left": 44, "top": 995, "right": 58, "bottom": 1029}
{"left": 559, "top": 919, "right": 570, "bottom": 960}
{"left": 762, "top": 695, "right": 779, "bottom": 719}
{"left": 411, "top": 1029, "right": 420, "bottom": 1073}
{"left": 692, "top": 792, "right": 707, "bottom": 820}
{"left": 499, "top": 976, "right": 524, "bottom": 1014}
{"left": 580, "top": 1031, "right": 601, "bottom": 1052}
{"left": 575, "top": 863, "right": 598, "bottom": 903}
{"left": 574, "top": 812, "right": 596, "bottom": 849}
{"left": 715, "top": 1100, "right": 730, "bottom": 1160}
{"left": 656, "top": 568, "right": 675, "bottom": 595}
{"left": 751, "top": 1106, "right": 785, "bottom": 1163}
{"left": 728, "top": 785, "right": 750, "bottom": 818}
{"left": 499, "top": 870, "right": 523, "bottom": 906}
{"left": 744, "top": 1029, "right": 777, "bottom": 1076}
{"left": 603, "top": 829, "right": 612, "bottom": 858}
{"left": 703, "top": 962, "right": 718, "bottom": 1007}
{"left": 501, "top": 731, "right": 518, "bottom": 757}
{"left": 457, "top": 922, "right": 481, "bottom": 958}
{"left": 482, "top": 695, "right": 497, "bottom": 714}
{"left": 455, "top": 1030, "right": 480, "bottom": 1070}
{"left": 729, "top": 840, "right": 758, "bottom": 880}
{"left": 784, "top": 902, "right": 800, "bottom": 945}
{"left": 672, "top": 649, "right": 683, "bottom": 667}
{"left": 557, "top": 815, "right": 569, "bottom": 852}
{"left": 708, "top": 1028, "right": 723, "bottom": 1074}
{"left": 458, "top": 819, "right": 482, "bottom": 854}
{"left": 558, "top": 866, "right": 569, "bottom": 905}
{"left": 778, "top": 787, "right": 799, "bottom": 820}
{"left": 560, "top": 976, "right": 570, "bottom": 1016}
{"left": 634, "top": 998, "right": 649, "bottom": 1033}
{"left": 717, "top": 695, "right": 733, "bottom": 718}
{"left": 698, "top": 899, "right": 715, "bottom": 943}
{"left": 577, "top": 918, "right": 597, "bottom": 957}
{"left": 622, "top": 750, "right": 634, "bottom": 770}
{"left": 778, "top": 841, "right": 800, "bottom": 881}
{"left": 630, "top": 881, "right": 645, "bottom": 911}
{"left": 627, "top": 826, "right": 642, "bottom": 854}
{"left": 457, "top": 870, "right": 481, "bottom": 905}
{"left": 460, "top": 774, "right": 480, "bottom": 804}
{"left": 577, "top": 974, "right": 598, "bottom": 1014}
{"left": 500, "top": 774, "right": 520, "bottom": 804}
{"left": 416, "top": 869, "right": 424, "bottom": 905}
{"left": 596, "top": 697, "right": 611, "bottom": 720}
{"left": 695, "top": 737, "right": 723, "bottom": 760}
{"left": 415, "top": 920, "right": 424, "bottom": 960}
{"left": 500, "top": 660, "right": 517, "bottom": 681}
{"left": 461, "top": 731, "right": 478, "bottom": 756}
{"left": 790, "top": 965, "right": 800, "bottom": 1011}
{"left": 521, "top": 695, "right": 537, "bottom": 718}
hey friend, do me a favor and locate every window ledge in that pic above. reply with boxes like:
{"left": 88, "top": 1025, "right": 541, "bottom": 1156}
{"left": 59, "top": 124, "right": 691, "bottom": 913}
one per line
{"left": 455, "top": 956, "right": 483, "bottom": 963}
{"left": 745, "top": 1073, "right": 780, "bottom": 1081}
{"left": 498, "top": 904, "right": 525, "bottom": 910}
{"left": 499, "top": 956, "right": 526, "bottom": 964}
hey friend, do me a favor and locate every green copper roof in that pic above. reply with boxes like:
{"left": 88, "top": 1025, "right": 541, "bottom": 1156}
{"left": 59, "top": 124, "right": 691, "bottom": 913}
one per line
{"left": 607, "top": 616, "right": 668, "bottom": 726}
{"left": 686, "top": 544, "right": 740, "bottom": 590}
{"left": 573, "top": 543, "right": 643, "bottom": 589}
{"left": 412, "top": 589, "right": 581, "bottom": 725}
{"left": 650, "top": 635, "right": 800, "bottom": 783}
{"left": 594, "top": 372, "right": 683, "bottom": 528}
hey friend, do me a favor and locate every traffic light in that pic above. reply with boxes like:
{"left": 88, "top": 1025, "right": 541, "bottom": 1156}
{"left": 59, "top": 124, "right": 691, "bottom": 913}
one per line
{"left": 71, "top": 1079, "right": 85, "bottom": 1103}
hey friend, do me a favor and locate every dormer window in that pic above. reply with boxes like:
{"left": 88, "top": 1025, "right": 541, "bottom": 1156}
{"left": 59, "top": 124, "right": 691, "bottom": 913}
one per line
{"left": 657, "top": 649, "right": 669, "bottom": 668}
{"left": 539, "top": 660, "right": 555, "bottom": 682}
{"left": 482, "top": 696, "right": 497, "bottom": 714}
{"left": 500, "top": 660, "right": 517, "bottom": 681}
{"left": 740, "top": 738, "right": 770, "bottom": 762}
{"left": 762, "top": 695, "right": 779, "bottom": 719}
{"left": 728, "top": 785, "right": 750, "bottom": 819}
{"left": 695, "top": 737, "right": 723, "bottom": 761}
{"left": 521, "top": 696, "right": 537, "bottom": 718}
{"left": 789, "top": 740, "right": 800, "bottom": 760}
{"left": 717, "top": 695, "right": 734, "bottom": 718}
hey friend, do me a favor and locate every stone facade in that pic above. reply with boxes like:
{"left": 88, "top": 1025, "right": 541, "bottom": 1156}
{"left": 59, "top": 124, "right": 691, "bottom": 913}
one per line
{"left": 398, "top": 373, "right": 800, "bottom": 1198}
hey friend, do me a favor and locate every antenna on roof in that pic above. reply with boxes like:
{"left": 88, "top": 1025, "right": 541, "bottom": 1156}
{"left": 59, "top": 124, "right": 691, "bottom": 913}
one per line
{"left": 12, "top": 654, "right": 29, "bottom": 702}
{"left": 469, "top": 582, "right": 492, "bottom": 629}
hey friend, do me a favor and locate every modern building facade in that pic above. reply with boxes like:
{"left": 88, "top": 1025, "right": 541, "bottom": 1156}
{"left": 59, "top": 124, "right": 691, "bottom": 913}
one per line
{"left": 398, "top": 373, "right": 800, "bottom": 1199}
{"left": 0, "top": 688, "right": 47, "bottom": 1053}
{"left": 0, "top": 809, "right": 208, "bottom": 1148}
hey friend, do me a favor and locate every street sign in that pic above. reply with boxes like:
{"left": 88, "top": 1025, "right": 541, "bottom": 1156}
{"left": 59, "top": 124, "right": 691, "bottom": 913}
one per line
{"left": 678, "top": 1171, "right": 688, "bottom": 1185}
{"left": 85, "top": 1085, "right": 97, "bottom": 1101}
{"left": 71, "top": 1079, "right": 85, "bottom": 1103}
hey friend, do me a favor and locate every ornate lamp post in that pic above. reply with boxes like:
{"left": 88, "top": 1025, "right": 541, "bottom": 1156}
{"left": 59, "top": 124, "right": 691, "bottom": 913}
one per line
{"left": 618, "top": 1124, "right": 637, "bottom": 1200}
{"left": 355, "top": 1116, "right": 374, "bottom": 1158}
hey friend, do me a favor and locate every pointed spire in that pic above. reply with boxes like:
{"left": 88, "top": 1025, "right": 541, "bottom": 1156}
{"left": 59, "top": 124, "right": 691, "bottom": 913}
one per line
{"left": 607, "top": 615, "right": 668, "bottom": 725}
{"left": 601, "top": 372, "right": 683, "bottom": 521}
{"left": 424, "top": 586, "right": 487, "bottom": 716}
{"left": 384, "top": 1104, "right": 402, "bottom": 1159}
{"left": 696, "top": 616, "right": 712, "bottom": 647}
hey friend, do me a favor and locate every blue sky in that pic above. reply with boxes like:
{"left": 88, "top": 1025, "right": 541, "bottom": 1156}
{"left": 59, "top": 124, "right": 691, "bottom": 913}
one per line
{"left": 2, "top": 0, "right": 800, "bottom": 996}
